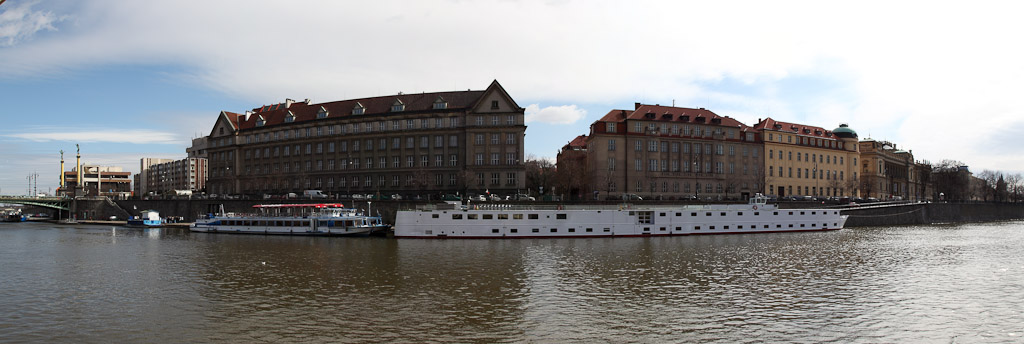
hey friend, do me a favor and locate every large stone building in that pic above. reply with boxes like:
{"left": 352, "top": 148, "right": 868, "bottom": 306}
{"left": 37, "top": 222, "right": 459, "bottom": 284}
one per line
{"left": 858, "top": 139, "right": 923, "bottom": 200}
{"left": 753, "top": 119, "right": 861, "bottom": 198}
{"left": 578, "top": 103, "right": 763, "bottom": 200}
{"left": 205, "top": 80, "right": 526, "bottom": 198}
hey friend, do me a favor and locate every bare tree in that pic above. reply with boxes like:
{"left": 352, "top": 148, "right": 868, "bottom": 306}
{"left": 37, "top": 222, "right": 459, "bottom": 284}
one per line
{"left": 931, "top": 159, "right": 969, "bottom": 201}
{"left": 977, "top": 170, "right": 997, "bottom": 201}
{"left": 525, "top": 154, "right": 556, "bottom": 197}
{"left": 1006, "top": 173, "right": 1023, "bottom": 203}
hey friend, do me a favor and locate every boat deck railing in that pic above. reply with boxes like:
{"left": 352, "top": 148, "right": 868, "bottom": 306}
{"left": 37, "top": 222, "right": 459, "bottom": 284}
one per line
{"left": 413, "top": 203, "right": 778, "bottom": 212}
{"left": 199, "top": 211, "right": 377, "bottom": 219}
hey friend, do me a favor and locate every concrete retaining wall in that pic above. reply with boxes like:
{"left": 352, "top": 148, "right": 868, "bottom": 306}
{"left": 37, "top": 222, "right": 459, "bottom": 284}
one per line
{"left": 842, "top": 203, "right": 1024, "bottom": 227}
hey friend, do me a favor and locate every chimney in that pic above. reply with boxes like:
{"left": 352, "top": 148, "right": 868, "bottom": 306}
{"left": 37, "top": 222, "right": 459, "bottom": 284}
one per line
{"left": 244, "top": 111, "right": 252, "bottom": 121}
{"left": 304, "top": 98, "right": 311, "bottom": 104}
{"left": 285, "top": 98, "right": 295, "bottom": 108}
{"left": 635, "top": 102, "right": 642, "bottom": 110}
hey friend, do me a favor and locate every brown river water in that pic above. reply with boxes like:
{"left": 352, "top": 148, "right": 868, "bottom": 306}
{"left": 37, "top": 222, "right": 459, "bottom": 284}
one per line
{"left": 1, "top": 221, "right": 1022, "bottom": 343}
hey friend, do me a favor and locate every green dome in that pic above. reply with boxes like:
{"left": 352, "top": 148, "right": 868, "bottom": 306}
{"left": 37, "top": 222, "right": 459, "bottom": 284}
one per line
{"left": 833, "top": 124, "right": 858, "bottom": 139}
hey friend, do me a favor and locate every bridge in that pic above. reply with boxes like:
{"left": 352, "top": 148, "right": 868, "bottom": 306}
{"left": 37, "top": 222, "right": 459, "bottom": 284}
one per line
{"left": 0, "top": 196, "right": 71, "bottom": 211}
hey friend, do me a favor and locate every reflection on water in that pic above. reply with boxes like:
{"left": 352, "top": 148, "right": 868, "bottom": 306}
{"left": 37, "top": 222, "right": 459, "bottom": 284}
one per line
{"left": 1, "top": 221, "right": 1022, "bottom": 343}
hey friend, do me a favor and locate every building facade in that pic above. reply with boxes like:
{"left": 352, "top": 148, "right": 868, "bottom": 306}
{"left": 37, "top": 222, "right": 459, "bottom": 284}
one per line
{"left": 580, "top": 104, "right": 763, "bottom": 200}
{"left": 136, "top": 158, "right": 175, "bottom": 196}
{"left": 858, "top": 139, "right": 922, "bottom": 200}
{"left": 754, "top": 119, "right": 861, "bottom": 198}
{"left": 205, "top": 80, "right": 526, "bottom": 198}
{"left": 187, "top": 136, "right": 209, "bottom": 159}
{"left": 138, "top": 158, "right": 208, "bottom": 196}
{"left": 63, "top": 165, "right": 132, "bottom": 198}
{"left": 555, "top": 135, "right": 589, "bottom": 200}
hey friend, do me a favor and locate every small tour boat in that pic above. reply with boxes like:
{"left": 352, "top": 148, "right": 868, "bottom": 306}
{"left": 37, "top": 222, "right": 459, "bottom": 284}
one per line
{"left": 191, "top": 203, "right": 388, "bottom": 236}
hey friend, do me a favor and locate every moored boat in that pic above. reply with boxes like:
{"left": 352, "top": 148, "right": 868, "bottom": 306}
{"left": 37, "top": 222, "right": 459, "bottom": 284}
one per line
{"left": 394, "top": 194, "right": 847, "bottom": 238}
{"left": 191, "top": 203, "right": 388, "bottom": 236}
{"left": 127, "top": 210, "right": 162, "bottom": 227}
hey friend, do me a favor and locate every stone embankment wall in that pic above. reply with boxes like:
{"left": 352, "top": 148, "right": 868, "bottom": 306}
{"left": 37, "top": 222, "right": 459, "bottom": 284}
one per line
{"left": 842, "top": 203, "right": 1024, "bottom": 227}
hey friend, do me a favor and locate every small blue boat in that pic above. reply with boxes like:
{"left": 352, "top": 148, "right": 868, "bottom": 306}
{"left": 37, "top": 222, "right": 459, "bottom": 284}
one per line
{"left": 127, "top": 210, "right": 162, "bottom": 227}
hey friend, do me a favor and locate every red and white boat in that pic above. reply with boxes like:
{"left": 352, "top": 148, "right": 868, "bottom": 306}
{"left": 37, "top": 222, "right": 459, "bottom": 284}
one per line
{"left": 394, "top": 194, "right": 847, "bottom": 238}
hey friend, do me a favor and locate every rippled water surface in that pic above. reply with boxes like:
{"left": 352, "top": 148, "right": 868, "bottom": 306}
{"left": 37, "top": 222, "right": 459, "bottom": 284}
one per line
{"left": 1, "top": 221, "right": 1023, "bottom": 343}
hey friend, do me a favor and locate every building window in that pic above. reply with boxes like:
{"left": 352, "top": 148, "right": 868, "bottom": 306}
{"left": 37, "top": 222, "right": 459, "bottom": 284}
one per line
{"left": 506, "top": 172, "right": 517, "bottom": 186}
{"left": 606, "top": 122, "right": 616, "bottom": 133}
{"left": 450, "top": 154, "right": 458, "bottom": 166}
{"left": 491, "top": 100, "right": 499, "bottom": 110}
{"left": 608, "top": 139, "right": 616, "bottom": 151}
{"left": 491, "top": 173, "right": 500, "bottom": 185}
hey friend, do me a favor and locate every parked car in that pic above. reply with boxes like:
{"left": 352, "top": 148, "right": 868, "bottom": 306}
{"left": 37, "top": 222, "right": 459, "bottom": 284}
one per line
{"left": 488, "top": 194, "right": 502, "bottom": 201}
{"left": 390, "top": 194, "right": 403, "bottom": 200}
{"left": 621, "top": 193, "right": 642, "bottom": 201}
{"left": 352, "top": 194, "right": 365, "bottom": 200}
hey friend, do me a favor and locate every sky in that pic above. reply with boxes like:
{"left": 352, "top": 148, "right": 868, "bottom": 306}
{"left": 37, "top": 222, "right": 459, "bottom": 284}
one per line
{"left": 2, "top": 0, "right": 1023, "bottom": 195}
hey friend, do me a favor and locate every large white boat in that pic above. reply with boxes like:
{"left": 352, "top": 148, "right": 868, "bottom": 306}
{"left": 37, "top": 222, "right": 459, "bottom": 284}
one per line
{"left": 191, "top": 203, "right": 388, "bottom": 236}
{"left": 394, "top": 195, "right": 847, "bottom": 238}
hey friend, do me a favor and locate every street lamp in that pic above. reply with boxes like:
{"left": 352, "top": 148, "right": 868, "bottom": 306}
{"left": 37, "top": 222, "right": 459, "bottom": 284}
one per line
{"left": 692, "top": 160, "right": 699, "bottom": 200}
{"left": 813, "top": 162, "right": 818, "bottom": 197}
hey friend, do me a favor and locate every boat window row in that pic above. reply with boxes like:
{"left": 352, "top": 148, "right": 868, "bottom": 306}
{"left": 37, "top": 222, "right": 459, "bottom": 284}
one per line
{"left": 449, "top": 213, "right": 563, "bottom": 220}
{"left": 491, "top": 227, "right": 597, "bottom": 234}
{"left": 219, "top": 219, "right": 361, "bottom": 227}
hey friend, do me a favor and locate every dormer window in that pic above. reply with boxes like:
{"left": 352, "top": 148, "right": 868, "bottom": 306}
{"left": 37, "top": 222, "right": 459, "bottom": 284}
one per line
{"left": 285, "top": 111, "right": 296, "bottom": 123}
{"left": 392, "top": 99, "right": 405, "bottom": 112}
{"left": 256, "top": 115, "right": 266, "bottom": 127}
{"left": 316, "top": 107, "right": 329, "bottom": 119}
{"left": 433, "top": 97, "right": 447, "bottom": 110}
{"left": 352, "top": 103, "right": 365, "bottom": 115}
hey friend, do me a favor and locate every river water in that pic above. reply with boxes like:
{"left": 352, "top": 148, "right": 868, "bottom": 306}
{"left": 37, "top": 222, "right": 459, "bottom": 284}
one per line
{"left": 1, "top": 221, "right": 1022, "bottom": 343}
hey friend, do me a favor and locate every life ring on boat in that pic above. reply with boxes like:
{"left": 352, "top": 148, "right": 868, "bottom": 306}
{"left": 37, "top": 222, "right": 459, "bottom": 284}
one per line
{"left": 752, "top": 205, "right": 758, "bottom": 210}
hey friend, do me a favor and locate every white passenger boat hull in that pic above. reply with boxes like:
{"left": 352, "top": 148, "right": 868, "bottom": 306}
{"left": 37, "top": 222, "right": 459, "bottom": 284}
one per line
{"left": 191, "top": 218, "right": 384, "bottom": 236}
{"left": 395, "top": 203, "right": 847, "bottom": 239}
{"left": 190, "top": 203, "right": 389, "bottom": 236}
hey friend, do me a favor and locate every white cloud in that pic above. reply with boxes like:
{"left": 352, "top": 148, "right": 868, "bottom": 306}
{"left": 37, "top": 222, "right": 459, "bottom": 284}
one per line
{"left": 6, "top": 129, "right": 181, "bottom": 145}
{"left": 524, "top": 104, "right": 587, "bottom": 125}
{"left": 1, "top": 0, "right": 1023, "bottom": 172}
{"left": 0, "top": 1, "right": 65, "bottom": 46}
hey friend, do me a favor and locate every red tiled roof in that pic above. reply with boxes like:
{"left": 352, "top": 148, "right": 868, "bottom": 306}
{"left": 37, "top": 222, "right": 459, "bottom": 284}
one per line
{"left": 598, "top": 109, "right": 633, "bottom": 122}
{"left": 223, "top": 111, "right": 242, "bottom": 129}
{"left": 598, "top": 104, "right": 751, "bottom": 130}
{"left": 567, "top": 135, "right": 587, "bottom": 148}
{"left": 236, "top": 90, "right": 487, "bottom": 131}
{"left": 753, "top": 117, "right": 837, "bottom": 139}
